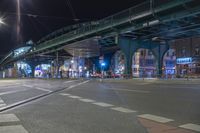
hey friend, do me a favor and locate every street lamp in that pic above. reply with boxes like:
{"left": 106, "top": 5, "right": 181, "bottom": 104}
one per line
{"left": 0, "top": 18, "right": 5, "bottom": 25}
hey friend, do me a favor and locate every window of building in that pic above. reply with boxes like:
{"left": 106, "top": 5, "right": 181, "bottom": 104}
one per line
{"left": 181, "top": 48, "right": 186, "bottom": 57}
{"left": 141, "top": 51, "right": 144, "bottom": 56}
{"left": 148, "top": 51, "right": 152, "bottom": 56}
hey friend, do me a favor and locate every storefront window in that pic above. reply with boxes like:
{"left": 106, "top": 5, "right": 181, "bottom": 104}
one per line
{"left": 163, "top": 49, "right": 176, "bottom": 76}
{"left": 132, "top": 49, "right": 156, "bottom": 78}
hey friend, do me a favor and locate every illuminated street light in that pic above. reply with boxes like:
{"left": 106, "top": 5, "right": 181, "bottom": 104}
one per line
{"left": 101, "top": 62, "right": 106, "bottom": 67}
{"left": 0, "top": 18, "right": 5, "bottom": 25}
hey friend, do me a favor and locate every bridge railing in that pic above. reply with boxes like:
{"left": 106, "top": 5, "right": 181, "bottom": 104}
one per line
{"left": 35, "top": 1, "right": 151, "bottom": 51}
{"left": 34, "top": 0, "right": 190, "bottom": 53}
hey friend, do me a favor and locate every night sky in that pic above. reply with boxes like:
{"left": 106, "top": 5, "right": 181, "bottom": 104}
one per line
{"left": 0, "top": 0, "right": 142, "bottom": 59}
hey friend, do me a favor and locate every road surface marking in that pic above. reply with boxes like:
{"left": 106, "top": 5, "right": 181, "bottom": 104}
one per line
{"left": 68, "top": 95, "right": 82, "bottom": 99}
{"left": 22, "top": 85, "right": 33, "bottom": 88}
{"left": 0, "top": 89, "right": 27, "bottom": 96}
{"left": 0, "top": 93, "right": 49, "bottom": 112}
{"left": 35, "top": 87, "right": 52, "bottom": 92}
{"left": 179, "top": 123, "right": 200, "bottom": 132}
{"left": 138, "top": 114, "right": 174, "bottom": 123}
{"left": 79, "top": 99, "right": 95, "bottom": 103}
{"left": 0, "top": 114, "right": 20, "bottom": 123}
{"left": 64, "top": 80, "right": 77, "bottom": 84}
{"left": 23, "top": 84, "right": 52, "bottom": 92}
{"left": 0, "top": 125, "right": 28, "bottom": 133}
{"left": 60, "top": 93, "right": 71, "bottom": 96}
{"left": 111, "top": 107, "right": 137, "bottom": 113}
{"left": 109, "top": 88, "right": 150, "bottom": 93}
{"left": 0, "top": 103, "right": 6, "bottom": 107}
{"left": 92, "top": 102, "right": 114, "bottom": 107}
{"left": 68, "top": 85, "right": 75, "bottom": 89}
{"left": 0, "top": 99, "right": 4, "bottom": 103}
{"left": 0, "top": 98, "right": 6, "bottom": 107}
{"left": 66, "top": 80, "right": 90, "bottom": 90}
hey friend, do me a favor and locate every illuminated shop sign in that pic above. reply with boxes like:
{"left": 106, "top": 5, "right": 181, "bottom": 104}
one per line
{"left": 176, "top": 57, "right": 192, "bottom": 64}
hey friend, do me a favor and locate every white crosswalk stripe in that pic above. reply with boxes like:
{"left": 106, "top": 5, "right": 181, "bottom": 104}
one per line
{"left": 0, "top": 114, "right": 20, "bottom": 123}
{"left": 179, "top": 123, "right": 200, "bottom": 132}
{"left": 79, "top": 99, "right": 95, "bottom": 103}
{"left": 60, "top": 93, "right": 71, "bottom": 96}
{"left": 111, "top": 107, "right": 137, "bottom": 113}
{"left": 92, "top": 102, "right": 114, "bottom": 107}
{"left": 0, "top": 125, "right": 28, "bottom": 133}
{"left": 138, "top": 114, "right": 174, "bottom": 123}
{"left": 0, "top": 97, "right": 28, "bottom": 133}
{"left": 68, "top": 95, "right": 82, "bottom": 99}
{"left": 0, "top": 113, "right": 29, "bottom": 133}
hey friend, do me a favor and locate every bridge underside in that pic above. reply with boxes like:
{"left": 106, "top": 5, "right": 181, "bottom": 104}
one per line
{"left": 63, "top": 37, "right": 101, "bottom": 58}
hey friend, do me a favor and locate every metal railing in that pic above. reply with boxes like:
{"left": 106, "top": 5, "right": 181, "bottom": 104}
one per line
{"left": 35, "top": 0, "right": 191, "bottom": 52}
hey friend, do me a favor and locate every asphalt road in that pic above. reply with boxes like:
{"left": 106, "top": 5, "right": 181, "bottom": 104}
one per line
{"left": 0, "top": 78, "right": 200, "bottom": 133}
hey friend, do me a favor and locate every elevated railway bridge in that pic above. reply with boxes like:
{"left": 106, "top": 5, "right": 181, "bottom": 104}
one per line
{"left": 1, "top": 0, "right": 200, "bottom": 77}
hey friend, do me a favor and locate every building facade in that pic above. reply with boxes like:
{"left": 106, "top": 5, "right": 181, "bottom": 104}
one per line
{"left": 171, "top": 37, "right": 200, "bottom": 77}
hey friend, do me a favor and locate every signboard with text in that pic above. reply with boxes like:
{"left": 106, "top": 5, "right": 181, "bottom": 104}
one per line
{"left": 176, "top": 57, "right": 192, "bottom": 64}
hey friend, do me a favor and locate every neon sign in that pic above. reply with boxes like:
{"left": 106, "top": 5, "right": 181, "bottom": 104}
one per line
{"left": 176, "top": 57, "right": 192, "bottom": 64}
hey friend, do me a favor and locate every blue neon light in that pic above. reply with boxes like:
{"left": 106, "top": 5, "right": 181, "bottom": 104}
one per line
{"left": 176, "top": 57, "right": 192, "bottom": 64}
{"left": 101, "top": 62, "right": 106, "bottom": 66}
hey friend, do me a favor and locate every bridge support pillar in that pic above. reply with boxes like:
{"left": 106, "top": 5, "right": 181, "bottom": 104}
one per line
{"left": 29, "top": 63, "right": 37, "bottom": 78}
{"left": 117, "top": 35, "right": 169, "bottom": 78}
{"left": 152, "top": 43, "right": 169, "bottom": 78}
{"left": 118, "top": 37, "right": 136, "bottom": 77}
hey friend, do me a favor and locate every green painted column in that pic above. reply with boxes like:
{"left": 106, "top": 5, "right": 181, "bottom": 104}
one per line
{"left": 152, "top": 43, "right": 169, "bottom": 78}
{"left": 118, "top": 36, "right": 136, "bottom": 77}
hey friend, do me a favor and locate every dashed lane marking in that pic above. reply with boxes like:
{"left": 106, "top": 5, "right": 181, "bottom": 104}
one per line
{"left": 179, "top": 123, "right": 200, "bottom": 132}
{"left": 79, "top": 99, "right": 95, "bottom": 103}
{"left": 0, "top": 125, "right": 28, "bottom": 133}
{"left": 92, "top": 102, "right": 114, "bottom": 107}
{"left": 35, "top": 87, "right": 52, "bottom": 93}
{"left": 68, "top": 95, "right": 82, "bottom": 99}
{"left": 22, "top": 85, "right": 33, "bottom": 88}
{"left": 59, "top": 92, "right": 198, "bottom": 132}
{"left": 138, "top": 114, "right": 174, "bottom": 123}
{"left": 111, "top": 107, "right": 137, "bottom": 113}
{"left": 0, "top": 114, "right": 20, "bottom": 123}
{"left": 60, "top": 93, "right": 71, "bottom": 96}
